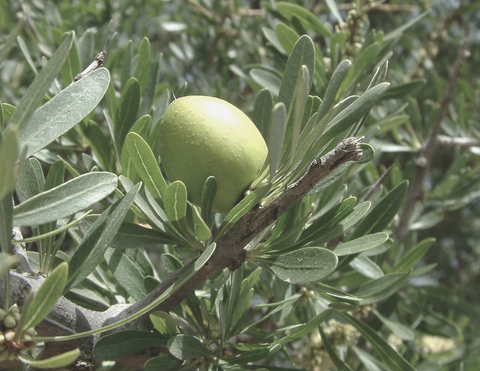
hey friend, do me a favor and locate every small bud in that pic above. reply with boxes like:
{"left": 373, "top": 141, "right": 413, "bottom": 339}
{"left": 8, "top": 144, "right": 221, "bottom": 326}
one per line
{"left": 7, "top": 351, "right": 16, "bottom": 361}
{"left": 13, "top": 312, "right": 21, "bottom": 322}
{"left": 26, "top": 327, "right": 37, "bottom": 336}
{"left": 0, "top": 309, "right": 6, "bottom": 321}
{"left": 4, "top": 330, "right": 15, "bottom": 342}
{"left": 3, "top": 315, "right": 16, "bottom": 328}
{"left": 23, "top": 334, "right": 32, "bottom": 343}
{"left": 0, "top": 333, "right": 4, "bottom": 344}
{"left": 9, "top": 304, "right": 19, "bottom": 315}
{"left": 0, "top": 350, "right": 8, "bottom": 361}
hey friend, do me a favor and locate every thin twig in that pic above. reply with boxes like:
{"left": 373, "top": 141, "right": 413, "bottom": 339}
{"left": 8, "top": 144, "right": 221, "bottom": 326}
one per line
{"left": 73, "top": 51, "right": 106, "bottom": 82}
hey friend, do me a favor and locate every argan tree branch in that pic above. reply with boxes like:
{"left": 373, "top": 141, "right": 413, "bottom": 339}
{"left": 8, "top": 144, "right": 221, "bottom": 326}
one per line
{"left": 395, "top": 28, "right": 471, "bottom": 244}
{"left": 3, "top": 137, "right": 364, "bottom": 369}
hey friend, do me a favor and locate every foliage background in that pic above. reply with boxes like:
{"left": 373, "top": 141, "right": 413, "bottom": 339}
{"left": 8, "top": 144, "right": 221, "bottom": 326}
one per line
{"left": 1, "top": 0, "right": 480, "bottom": 370}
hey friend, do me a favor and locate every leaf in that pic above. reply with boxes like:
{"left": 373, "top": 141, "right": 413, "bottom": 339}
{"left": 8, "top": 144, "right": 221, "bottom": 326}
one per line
{"left": 200, "top": 176, "right": 217, "bottom": 228}
{"left": 382, "top": 79, "right": 426, "bottom": 100}
{"left": 10, "top": 32, "right": 73, "bottom": 130}
{"left": 150, "top": 311, "right": 180, "bottom": 338}
{"left": 22, "top": 262, "right": 68, "bottom": 329}
{"left": 351, "top": 180, "right": 408, "bottom": 239}
{"left": 0, "top": 124, "right": 20, "bottom": 201}
{"left": 110, "top": 221, "right": 179, "bottom": 248}
{"left": 133, "top": 37, "right": 151, "bottom": 94}
{"left": 277, "top": 309, "right": 332, "bottom": 344}
{"left": 18, "top": 349, "right": 81, "bottom": 369}
{"left": 268, "top": 103, "right": 287, "bottom": 180}
{"left": 334, "top": 233, "right": 389, "bottom": 256}
{"left": 104, "top": 248, "right": 148, "bottom": 301}
{"left": 93, "top": 330, "right": 166, "bottom": 360}
{"left": 60, "top": 39, "right": 81, "bottom": 85}
{"left": 64, "top": 182, "right": 140, "bottom": 292}
{"left": 161, "top": 253, "right": 183, "bottom": 273}
{"left": 393, "top": 237, "right": 435, "bottom": 273}
{"left": 145, "top": 354, "right": 181, "bottom": 371}
{"left": 349, "top": 256, "right": 384, "bottom": 279}
{"left": 140, "top": 54, "right": 161, "bottom": 116}
{"left": 83, "top": 120, "right": 115, "bottom": 172}
{"left": 276, "top": 2, "right": 332, "bottom": 38}
{"left": 13, "top": 172, "right": 118, "bottom": 226}
{"left": 383, "top": 10, "right": 430, "bottom": 41}
{"left": 250, "top": 68, "right": 281, "bottom": 96}
{"left": 374, "top": 310, "right": 415, "bottom": 341}
{"left": 116, "top": 77, "right": 141, "bottom": 146}
{"left": 16, "top": 157, "right": 44, "bottom": 203}
{"left": 121, "top": 114, "right": 152, "bottom": 181}
{"left": 319, "top": 326, "right": 353, "bottom": 371}
{"left": 339, "top": 312, "right": 416, "bottom": 371}
{"left": 252, "top": 88, "right": 274, "bottom": 140}
{"left": 315, "top": 83, "right": 391, "bottom": 154}
{"left": 168, "top": 334, "right": 210, "bottom": 360}
{"left": 125, "top": 132, "right": 167, "bottom": 199}
{"left": 269, "top": 247, "right": 338, "bottom": 284}
{"left": 350, "top": 272, "right": 410, "bottom": 305}
{"left": 278, "top": 35, "right": 315, "bottom": 114}
{"left": 276, "top": 22, "right": 300, "bottom": 55}
{"left": 20, "top": 67, "right": 110, "bottom": 157}
{"left": 164, "top": 181, "right": 188, "bottom": 222}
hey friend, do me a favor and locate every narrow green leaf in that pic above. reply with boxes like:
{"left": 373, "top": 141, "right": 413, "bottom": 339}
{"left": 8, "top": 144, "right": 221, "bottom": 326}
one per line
{"left": 278, "top": 309, "right": 332, "bottom": 345}
{"left": 0, "top": 197, "right": 13, "bottom": 254}
{"left": 288, "top": 65, "right": 310, "bottom": 167}
{"left": 262, "top": 27, "right": 287, "bottom": 55}
{"left": 83, "top": 120, "right": 115, "bottom": 172}
{"left": 168, "top": 334, "right": 210, "bottom": 360}
{"left": 200, "top": 176, "right": 217, "bottom": 227}
{"left": 116, "top": 77, "right": 141, "bottom": 147}
{"left": 23, "top": 262, "right": 68, "bottom": 329}
{"left": 250, "top": 68, "right": 281, "bottom": 96}
{"left": 110, "top": 221, "right": 179, "bottom": 248}
{"left": 17, "top": 35, "right": 38, "bottom": 75}
{"left": 277, "top": 2, "right": 332, "bottom": 38}
{"left": 349, "top": 256, "right": 384, "bottom": 279}
{"left": 278, "top": 35, "right": 315, "bottom": 114}
{"left": 164, "top": 181, "right": 188, "bottom": 222}
{"left": 374, "top": 310, "right": 415, "bottom": 341}
{"left": 269, "top": 247, "right": 338, "bottom": 284}
{"left": 18, "top": 349, "right": 81, "bottom": 369}
{"left": 161, "top": 254, "right": 183, "bottom": 273}
{"left": 150, "top": 311, "right": 180, "bottom": 338}
{"left": 393, "top": 237, "right": 435, "bottom": 273}
{"left": 350, "top": 272, "right": 410, "bottom": 305}
{"left": 140, "top": 54, "right": 161, "bottom": 116}
{"left": 121, "top": 40, "right": 133, "bottom": 90}
{"left": 214, "top": 183, "right": 272, "bottom": 241}
{"left": 120, "top": 114, "right": 152, "bottom": 181}
{"left": 334, "top": 233, "right": 389, "bottom": 256}
{"left": 144, "top": 354, "right": 181, "bottom": 371}
{"left": 13, "top": 172, "right": 118, "bottom": 226}
{"left": 319, "top": 326, "right": 353, "bottom": 371}
{"left": 125, "top": 132, "right": 167, "bottom": 199}
{"left": 104, "top": 248, "right": 148, "bottom": 301}
{"left": 20, "top": 67, "right": 110, "bottom": 157}
{"left": 0, "top": 124, "right": 20, "bottom": 201}
{"left": 268, "top": 103, "right": 287, "bottom": 181}
{"left": 94, "top": 330, "right": 166, "bottom": 360}
{"left": 60, "top": 40, "right": 81, "bottom": 86}
{"left": 339, "top": 312, "right": 416, "bottom": 371}
{"left": 325, "top": 0, "right": 343, "bottom": 24}
{"left": 351, "top": 180, "right": 408, "bottom": 239}
{"left": 316, "top": 83, "right": 391, "bottom": 154}
{"left": 383, "top": 10, "right": 430, "bottom": 41}
{"left": 16, "top": 157, "right": 44, "bottom": 203}
{"left": 252, "top": 88, "right": 274, "bottom": 140}
{"left": 65, "top": 182, "right": 140, "bottom": 292}
{"left": 10, "top": 32, "right": 73, "bottom": 131}
{"left": 191, "top": 206, "right": 211, "bottom": 241}
{"left": 382, "top": 79, "right": 426, "bottom": 100}
{"left": 134, "top": 37, "right": 151, "bottom": 94}
{"left": 276, "top": 22, "right": 300, "bottom": 55}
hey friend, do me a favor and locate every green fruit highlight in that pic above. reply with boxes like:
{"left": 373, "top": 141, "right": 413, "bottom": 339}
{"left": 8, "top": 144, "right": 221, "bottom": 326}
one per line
{"left": 158, "top": 96, "right": 268, "bottom": 213}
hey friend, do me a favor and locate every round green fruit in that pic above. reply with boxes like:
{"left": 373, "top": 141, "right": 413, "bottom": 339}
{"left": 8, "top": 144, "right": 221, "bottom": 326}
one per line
{"left": 158, "top": 96, "right": 268, "bottom": 213}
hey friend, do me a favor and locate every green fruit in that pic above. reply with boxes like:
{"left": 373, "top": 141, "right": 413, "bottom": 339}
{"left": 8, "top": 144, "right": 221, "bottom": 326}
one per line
{"left": 158, "top": 96, "right": 268, "bottom": 213}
